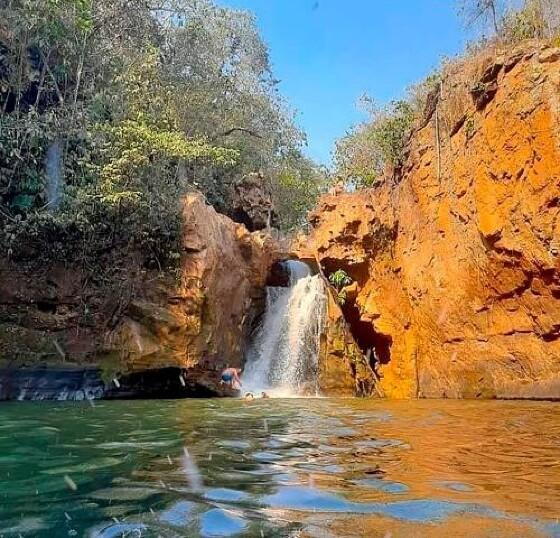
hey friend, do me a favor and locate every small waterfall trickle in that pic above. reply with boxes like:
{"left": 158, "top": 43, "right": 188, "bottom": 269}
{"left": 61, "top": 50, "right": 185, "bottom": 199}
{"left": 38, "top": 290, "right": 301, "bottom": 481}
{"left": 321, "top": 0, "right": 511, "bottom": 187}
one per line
{"left": 44, "top": 139, "right": 63, "bottom": 211}
{"left": 243, "top": 260, "right": 326, "bottom": 397}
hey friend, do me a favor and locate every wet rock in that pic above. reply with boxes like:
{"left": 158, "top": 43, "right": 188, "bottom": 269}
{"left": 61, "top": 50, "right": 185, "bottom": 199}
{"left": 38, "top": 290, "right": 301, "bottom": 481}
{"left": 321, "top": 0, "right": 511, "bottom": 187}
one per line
{"left": 266, "top": 261, "right": 291, "bottom": 287}
{"left": 0, "top": 366, "right": 234, "bottom": 400}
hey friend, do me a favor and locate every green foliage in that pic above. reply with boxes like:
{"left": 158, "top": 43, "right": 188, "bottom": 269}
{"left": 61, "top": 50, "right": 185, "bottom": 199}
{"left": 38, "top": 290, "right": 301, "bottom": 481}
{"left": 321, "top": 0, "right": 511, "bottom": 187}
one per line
{"left": 97, "top": 119, "right": 237, "bottom": 204}
{"left": 335, "top": 289, "right": 348, "bottom": 306}
{"left": 328, "top": 269, "right": 353, "bottom": 305}
{"left": 371, "top": 100, "right": 415, "bottom": 168}
{"left": 500, "top": 0, "right": 559, "bottom": 43}
{"left": 0, "top": 0, "right": 319, "bottom": 270}
{"left": 329, "top": 269, "right": 352, "bottom": 290}
{"left": 407, "top": 71, "right": 443, "bottom": 117}
{"left": 269, "top": 150, "right": 327, "bottom": 231}
{"left": 334, "top": 99, "right": 415, "bottom": 189}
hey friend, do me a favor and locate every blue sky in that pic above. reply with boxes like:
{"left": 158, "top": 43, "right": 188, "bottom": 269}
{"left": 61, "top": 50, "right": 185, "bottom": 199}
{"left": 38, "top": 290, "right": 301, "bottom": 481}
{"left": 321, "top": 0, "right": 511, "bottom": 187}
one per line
{"left": 221, "top": 1, "right": 470, "bottom": 165}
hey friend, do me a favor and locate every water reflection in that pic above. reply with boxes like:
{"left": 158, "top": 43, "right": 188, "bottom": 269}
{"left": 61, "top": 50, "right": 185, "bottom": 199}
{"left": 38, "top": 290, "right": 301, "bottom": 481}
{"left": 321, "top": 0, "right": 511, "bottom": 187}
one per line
{"left": 0, "top": 399, "right": 558, "bottom": 537}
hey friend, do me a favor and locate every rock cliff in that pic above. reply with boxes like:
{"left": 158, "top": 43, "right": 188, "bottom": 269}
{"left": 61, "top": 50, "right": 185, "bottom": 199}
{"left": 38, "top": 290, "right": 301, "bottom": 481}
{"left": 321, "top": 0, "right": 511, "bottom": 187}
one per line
{"left": 307, "top": 43, "right": 560, "bottom": 399}
{"left": 0, "top": 193, "right": 277, "bottom": 398}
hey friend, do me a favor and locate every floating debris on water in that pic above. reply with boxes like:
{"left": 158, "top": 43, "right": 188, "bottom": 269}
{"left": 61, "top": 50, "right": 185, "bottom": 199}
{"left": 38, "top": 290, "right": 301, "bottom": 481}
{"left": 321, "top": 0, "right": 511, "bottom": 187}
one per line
{"left": 167, "top": 455, "right": 173, "bottom": 465}
{"left": 263, "top": 418, "right": 268, "bottom": 433}
{"left": 64, "top": 512, "right": 72, "bottom": 521}
{"left": 179, "top": 375, "right": 186, "bottom": 387}
{"left": 113, "top": 378, "right": 121, "bottom": 388}
{"left": 63, "top": 475, "right": 77, "bottom": 491}
{"left": 182, "top": 447, "right": 203, "bottom": 491}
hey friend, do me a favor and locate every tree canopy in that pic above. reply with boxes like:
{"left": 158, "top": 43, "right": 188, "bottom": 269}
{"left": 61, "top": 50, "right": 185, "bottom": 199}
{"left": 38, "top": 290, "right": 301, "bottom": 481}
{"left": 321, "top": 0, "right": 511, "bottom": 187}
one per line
{"left": 0, "top": 0, "right": 326, "bottom": 265}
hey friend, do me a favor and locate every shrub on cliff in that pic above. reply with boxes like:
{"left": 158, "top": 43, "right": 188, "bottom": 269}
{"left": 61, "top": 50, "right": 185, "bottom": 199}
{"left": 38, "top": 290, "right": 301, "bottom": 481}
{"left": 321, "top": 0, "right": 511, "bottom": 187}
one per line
{"left": 328, "top": 269, "right": 353, "bottom": 305}
{"left": 459, "top": 0, "right": 560, "bottom": 43}
{"left": 334, "top": 98, "right": 415, "bottom": 188}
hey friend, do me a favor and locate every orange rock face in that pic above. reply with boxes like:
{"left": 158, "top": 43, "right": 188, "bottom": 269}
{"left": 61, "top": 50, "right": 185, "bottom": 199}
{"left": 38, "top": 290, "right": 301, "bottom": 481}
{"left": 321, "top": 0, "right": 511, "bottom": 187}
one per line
{"left": 319, "top": 289, "right": 379, "bottom": 397}
{"left": 110, "top": 193, "right": 278, "bottom": 373}
{"left": 0, "top": 193, "right": 277, "bottom": 391}
{"left": 308, "top": 44, "right": 560, "bottom": 399}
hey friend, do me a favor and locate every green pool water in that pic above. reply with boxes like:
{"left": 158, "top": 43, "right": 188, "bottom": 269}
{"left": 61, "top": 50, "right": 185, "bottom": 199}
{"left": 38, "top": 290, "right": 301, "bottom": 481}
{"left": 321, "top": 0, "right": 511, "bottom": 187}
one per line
{"left": 0, "top": 398, "right": 559, "bottom": 537}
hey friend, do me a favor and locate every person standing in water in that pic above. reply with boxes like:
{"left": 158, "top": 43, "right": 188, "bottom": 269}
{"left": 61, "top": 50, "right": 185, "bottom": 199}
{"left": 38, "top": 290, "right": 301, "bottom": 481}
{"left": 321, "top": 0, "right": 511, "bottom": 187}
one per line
{"left": 220, "top": 367, "right": 242, "bottom": 390}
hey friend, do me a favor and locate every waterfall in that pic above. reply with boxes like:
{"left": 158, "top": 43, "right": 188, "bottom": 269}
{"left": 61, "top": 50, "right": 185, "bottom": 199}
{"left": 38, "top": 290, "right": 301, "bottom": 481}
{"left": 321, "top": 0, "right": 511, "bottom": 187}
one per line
{"left": 242, "top": 260, "right": 326, "bottom": 397}
{"left": 44, "top": 139, "right": 63, "bottom": 211}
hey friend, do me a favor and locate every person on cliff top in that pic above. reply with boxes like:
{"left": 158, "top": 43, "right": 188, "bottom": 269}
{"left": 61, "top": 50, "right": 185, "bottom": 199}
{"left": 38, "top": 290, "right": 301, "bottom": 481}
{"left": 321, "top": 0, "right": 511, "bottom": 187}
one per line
{"left": 220, "top": 367, "right": 242, "bottom": 390}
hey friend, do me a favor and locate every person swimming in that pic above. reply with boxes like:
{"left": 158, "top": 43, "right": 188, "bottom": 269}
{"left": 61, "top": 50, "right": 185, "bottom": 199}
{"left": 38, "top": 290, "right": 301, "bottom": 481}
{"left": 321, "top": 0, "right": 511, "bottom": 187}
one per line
{"left": 220, "top": 367, "right": 242, "bottom": 390}
{"left": 261, "top": 392, "right": 270, "bottom": 399}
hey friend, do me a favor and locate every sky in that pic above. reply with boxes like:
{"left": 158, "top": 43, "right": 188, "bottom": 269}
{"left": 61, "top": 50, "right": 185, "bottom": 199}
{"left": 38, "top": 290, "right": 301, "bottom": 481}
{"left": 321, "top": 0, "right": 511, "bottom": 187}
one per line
{"left": 220, "top": 0, "right": 470, "bottom": 165}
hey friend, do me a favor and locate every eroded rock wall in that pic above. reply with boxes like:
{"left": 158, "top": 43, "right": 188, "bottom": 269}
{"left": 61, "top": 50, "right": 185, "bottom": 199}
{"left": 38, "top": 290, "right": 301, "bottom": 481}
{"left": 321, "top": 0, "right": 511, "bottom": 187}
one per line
{"left": 319, "top": 289, "right": 379, "bottom": 397}
{"left": 0, "top": 193, "right": 277, "bottom": 396}
{"left": 308, "top": 43, "right": 560, "bottom": 399}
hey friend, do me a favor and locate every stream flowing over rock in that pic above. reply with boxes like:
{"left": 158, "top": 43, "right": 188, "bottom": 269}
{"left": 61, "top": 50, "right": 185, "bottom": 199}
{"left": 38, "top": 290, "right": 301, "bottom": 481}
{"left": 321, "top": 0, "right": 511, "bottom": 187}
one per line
{"left": 0, "top": 193, "right": 278, "bottom": 399}
{"left": 243, "top": 260, "right": 326, "bottom": 397}
{"left": 303, "top": 43, "right": 560, "bottom": 399}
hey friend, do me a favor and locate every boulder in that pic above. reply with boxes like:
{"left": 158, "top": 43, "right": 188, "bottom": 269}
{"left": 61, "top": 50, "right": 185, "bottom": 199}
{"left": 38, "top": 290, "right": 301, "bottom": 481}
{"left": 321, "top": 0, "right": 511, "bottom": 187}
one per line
{"left": 231, "top": 173, "right": 278, "bottom": 231}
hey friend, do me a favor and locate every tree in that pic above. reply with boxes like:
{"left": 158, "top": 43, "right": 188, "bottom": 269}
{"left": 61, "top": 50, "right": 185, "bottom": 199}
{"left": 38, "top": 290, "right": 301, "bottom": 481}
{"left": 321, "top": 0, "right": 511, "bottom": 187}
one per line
{"left": 334, "top": 98, "right": 415, "bottom": 189}
{"left": 0, "top": 0, "right": 319, "bottom": 266}
{"left": 500, "top": 0, "right": 560, "bottom": 42}
{"left": 458, "top": 0, "right": 559, "bottom": 40}
{"left": 458, "top": 0, "right": 504, "bottom": 35}
{"left": 269, "top": 149, "right": 327, "bottom": 231}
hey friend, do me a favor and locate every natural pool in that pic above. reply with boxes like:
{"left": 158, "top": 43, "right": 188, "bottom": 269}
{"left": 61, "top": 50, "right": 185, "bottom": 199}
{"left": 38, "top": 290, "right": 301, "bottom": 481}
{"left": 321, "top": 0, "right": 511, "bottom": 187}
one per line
{"left": 0, "top": 399, "right": 559, "bottom": 537}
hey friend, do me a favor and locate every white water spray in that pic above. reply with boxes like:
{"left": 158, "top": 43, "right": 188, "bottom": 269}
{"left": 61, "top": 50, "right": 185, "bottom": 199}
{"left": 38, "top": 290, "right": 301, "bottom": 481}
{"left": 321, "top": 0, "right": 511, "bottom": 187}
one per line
{"left": 242, "top": 260, "right": 326, "bottom": 397}
{"left": 44, "top": 139, "right": 63, "bottom": 211}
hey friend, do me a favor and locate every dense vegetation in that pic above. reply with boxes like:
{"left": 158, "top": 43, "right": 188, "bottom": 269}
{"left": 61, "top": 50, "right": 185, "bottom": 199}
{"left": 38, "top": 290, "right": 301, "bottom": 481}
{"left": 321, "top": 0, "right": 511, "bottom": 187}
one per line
{"left": 335, "top": 0, "right": 560, "bottom": 189}
{"left": 0, "top": 0, "right": 325, "bottom": 268}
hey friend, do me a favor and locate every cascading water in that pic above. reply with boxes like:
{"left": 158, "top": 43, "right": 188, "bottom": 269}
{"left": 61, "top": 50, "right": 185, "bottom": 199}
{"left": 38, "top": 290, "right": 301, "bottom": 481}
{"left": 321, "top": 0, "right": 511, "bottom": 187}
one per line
{"left": 242, "top": 260, "right": 326, "bottom": 397}
{"left": 44, "top": 139, "right": 62, "bottom": 211}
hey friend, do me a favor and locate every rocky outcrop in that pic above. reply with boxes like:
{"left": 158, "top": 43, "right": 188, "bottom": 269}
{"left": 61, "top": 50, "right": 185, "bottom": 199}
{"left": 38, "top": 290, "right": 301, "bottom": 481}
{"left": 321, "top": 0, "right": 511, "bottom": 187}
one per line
{"left": 0, "top": 192, "right": 278, "bottom": 398}
{"left": 319, "top": 289, "right": 378, "bottom": 397}
{"left": 231, "top": 173, "right": 278, "bottom": 231}
{"left": 306, "top": 43, "right": 560, "bottom": 399}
